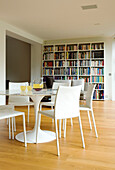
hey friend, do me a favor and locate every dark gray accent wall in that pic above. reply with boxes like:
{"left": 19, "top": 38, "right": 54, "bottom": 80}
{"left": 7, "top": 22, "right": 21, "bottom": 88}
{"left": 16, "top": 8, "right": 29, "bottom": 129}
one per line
{"left": 6, "top": 36, "right": 31, "bottom": 83}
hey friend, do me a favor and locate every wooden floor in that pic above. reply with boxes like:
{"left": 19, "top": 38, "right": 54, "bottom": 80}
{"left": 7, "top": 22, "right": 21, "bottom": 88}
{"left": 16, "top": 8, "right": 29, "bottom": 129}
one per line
{"left": 0, "top": 101, "right": 115, "bottom": 170}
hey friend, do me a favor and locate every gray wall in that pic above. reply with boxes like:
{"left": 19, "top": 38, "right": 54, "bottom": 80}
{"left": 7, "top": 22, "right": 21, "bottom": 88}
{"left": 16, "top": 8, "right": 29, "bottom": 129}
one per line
{"left": 6, "top": 36, "right": 31, "bottom": 83}
{"left": 31, "top": 43, "right": 42, "bottom": 82}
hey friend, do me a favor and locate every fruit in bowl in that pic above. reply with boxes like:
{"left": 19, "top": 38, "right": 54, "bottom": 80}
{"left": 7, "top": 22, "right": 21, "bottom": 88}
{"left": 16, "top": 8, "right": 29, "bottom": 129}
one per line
{"left": 20, "top": 86, "right": 26, "bottom": 91}
{"left": 33, "top": 84, "right": 43, "bottom": 91}
{"left": 27, "top": 86, "right": 32, "bottom": 91}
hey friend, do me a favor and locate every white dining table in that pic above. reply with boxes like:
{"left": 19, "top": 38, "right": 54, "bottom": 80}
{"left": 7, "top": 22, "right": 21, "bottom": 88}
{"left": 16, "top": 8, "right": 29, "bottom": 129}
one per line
{"left": 0, "top": 89, "right": 56, "bottom": 144}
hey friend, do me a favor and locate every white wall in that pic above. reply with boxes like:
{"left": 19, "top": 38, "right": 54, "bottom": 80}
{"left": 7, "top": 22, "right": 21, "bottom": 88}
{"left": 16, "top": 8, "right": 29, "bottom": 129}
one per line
{"left": 44, "top": 37, "right": 113, "bottom": 100}
{"left": 0, "top": 21, "right": 43, "bottom": 105}
{"left": 0, "top": 24, "right": 6, "bottom": 104}
{"left": 112, "top": 39, "right": 115, "bottom": 101}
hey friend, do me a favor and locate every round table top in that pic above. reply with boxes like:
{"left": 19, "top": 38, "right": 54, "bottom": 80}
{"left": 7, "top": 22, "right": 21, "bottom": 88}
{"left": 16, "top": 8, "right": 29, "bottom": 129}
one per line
{"left": 0, "top": 89, "right": 56, "bottom": 97}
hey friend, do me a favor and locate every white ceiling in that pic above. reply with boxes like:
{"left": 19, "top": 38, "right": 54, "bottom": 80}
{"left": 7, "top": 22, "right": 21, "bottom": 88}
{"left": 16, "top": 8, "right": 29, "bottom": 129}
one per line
{"left": 0, "top": 0, "right": 115, "bottom": 40}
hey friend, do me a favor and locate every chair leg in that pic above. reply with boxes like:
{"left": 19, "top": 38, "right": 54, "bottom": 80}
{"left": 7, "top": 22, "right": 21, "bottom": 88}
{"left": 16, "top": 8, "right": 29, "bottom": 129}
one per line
{"left": 40, "top": 104, "right": 42, "bottom": 111}
{"left": 23, "top": 114, "right": 27, "bottom": 147}
{"left": 91, "top": 110, "right": 98, "bottom": 138}
{"left": 12, "top": 117, "right": 14, "bottom": 140}
{"left": 64, "top": 119, "right": 66, "bottom": 138}
{"left": 55, "top": 119, "right": 60, "bottom": 156}
{"left": 59, "top": 119, "right": 61, "bottom": 138}
{"left": 36, "top": 113, "right": 41, "bottom": 143}
{"left": 9, "top": 118, "right": 11, "bottom": 139}
{"left": 13, "top": 117, "right": 16, "bottom": 132}
{"left": 7, "top": 118, "right": 8, "bottom": 125}
{"left": 78, "top": 115, "right": 85, "bottom": 148}
{"left": 71, "top": 118, "right": 73, "bottom": 126}
{"left": 62, "top": 119, "right": 64, "bottom": 130}
{"left": 51, "top": 106, "right": 54, "bottom": 123}
{"left": 27, "top": 105, "right": 30, "bottom": 123}
{"left": 87, "top": 111, "right": 92, "bottom": 130}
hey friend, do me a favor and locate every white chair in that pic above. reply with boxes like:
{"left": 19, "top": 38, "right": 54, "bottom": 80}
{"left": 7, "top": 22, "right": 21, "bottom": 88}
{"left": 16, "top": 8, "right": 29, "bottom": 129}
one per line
{"left": 55, "top": 80, "right": 71, "bottom": 86}
{"left": 80, "top": 84, "right": 98, "bottom": 137}
{"left": 70, "top": 79, "right": 85, "bottom": 125}
{"left": 71, "top": 79, "right": 84, "bottom": 91}
{"left": 40, "top": 81, "right": 70, "bottom": 108}
{"left": 40, "top": 81, "right": 71, "bottom": 137}
{"left": 0, "top": 105, "right": 27, "bottom": 147}
{"left": 8, "top": 82, "right": 34, "bottom": 123}
{"left": 36, "top": 86, "right": 85, "bottom": 156}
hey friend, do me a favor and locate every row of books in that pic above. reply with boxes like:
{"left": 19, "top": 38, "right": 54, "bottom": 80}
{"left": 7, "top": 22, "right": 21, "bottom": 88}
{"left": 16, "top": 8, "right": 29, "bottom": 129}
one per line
{"left": 95, "top": 83, "right": 104, "bottom": 89}
{"left": 67, "top": 45, "right": 78, "bottom": 51}
{"left": 91, "top": 51, "right": 104, "bottom": 59}
{"left": 78, "top": 52, "right": 90, "bottom": 59}
{"left": 66, "top": 68, "right": 78, "bottom": 75}
{"left": 79, "top": 60, "right": 90, "bottom": 66}
{"left": 91, "top": 68, "right": 104, "bottom": 75}
{"left": 55, "top": 61, "right": 65, "bottom": 67}
{"left": 44, "top": 46, "right": 54, "bottom": 52}
{"left": 43, "top": 68, "right": 54, "bottom": 76}
{"left": 55, "top": 45, "right": 65, "bottom": 51}
{"left": 43, "top": 61, "right": 53, "bottom": 67}
{"left": 79, "top": 44, "right": 90, "bottom": 50}
{"left": 54, "top": 53, "right": 65, "bottom": 60}
{"left": 91, "top": 43, "right": 104, "bottom": 50}
{"left": 66, "top": 60, "right": 78, "bottom": 67}
{"left": 66, "top": 52, "right": 78, "bottom": 59}
{"left": 67, "top": 76, "right": 78, "bottom": 80}
{"left": 54, "top": 76, "right": 66, "bottom": 80}
{"left": 83, "top": 77, "right": 90, "bottom": 82}
{"left": 91, "top": 60, "right": 104, "bottom": 67}
{"left": 79, "top": 67, "right": 90, "bottom": 75}
{"left": 44, "top": 43, "right": 104, "bottom": 52}
{"left": 91, "top": 76, "right": 104, "bottom": 82}
{"left": 93, "top": 90, "right": 104, "bottom": 100}
{"left": 43, "top": 53, "right": 54, "bottom": 60}
{"left": 54, "top": 68, "right": 66, "bottom": 75}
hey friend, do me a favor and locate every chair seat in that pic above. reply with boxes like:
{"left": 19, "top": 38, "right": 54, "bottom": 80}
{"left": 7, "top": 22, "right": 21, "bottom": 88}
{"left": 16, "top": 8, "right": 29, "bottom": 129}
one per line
{"left": 40, "top": 101, "right": 54, "bottom": 107}
{"left": 0, "top": 110, "right": 24, "bottom": 120}
{"left": 39, "top": 110, "right": 55, "bottom": 119}
{"left": 80, "top": 105, "right": 91, "bottom": 111}
{"left": 9, "top": 101, "right": 34, "bottom": 106}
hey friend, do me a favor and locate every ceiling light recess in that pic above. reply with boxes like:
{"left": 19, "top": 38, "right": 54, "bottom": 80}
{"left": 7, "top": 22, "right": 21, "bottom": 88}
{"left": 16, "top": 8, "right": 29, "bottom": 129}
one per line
{"left": 81, "top": 4, "right": 97, "bottom": 10}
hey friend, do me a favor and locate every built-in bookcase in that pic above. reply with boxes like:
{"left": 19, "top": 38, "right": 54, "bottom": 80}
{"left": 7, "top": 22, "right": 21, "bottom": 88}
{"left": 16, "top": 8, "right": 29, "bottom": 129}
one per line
{"left": 42, "top": 42, "right": 104, "bottom": 100}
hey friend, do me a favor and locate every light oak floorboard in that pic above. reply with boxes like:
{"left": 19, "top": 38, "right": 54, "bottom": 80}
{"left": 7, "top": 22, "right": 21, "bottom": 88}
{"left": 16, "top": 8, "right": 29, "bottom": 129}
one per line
{"left": 0, "top": 101, "right": 115, "bottom": 170}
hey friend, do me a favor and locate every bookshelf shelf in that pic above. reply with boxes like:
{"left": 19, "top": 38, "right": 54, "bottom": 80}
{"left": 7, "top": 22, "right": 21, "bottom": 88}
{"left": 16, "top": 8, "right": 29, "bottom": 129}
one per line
{"left": 43, "top": 51, "right": 54, "bottom": 53}
{"left": 67, "top": 50, "right": 78, "bottom": 52}
{"left": 91, "top": 58, "right": 104, "bottom": 60}
{"left": 79, "top": 75, "right": 90, "bottom": 76}
{"left": 91, "top": 66, "right": 104, "bottom": 68}
{"left": 79, "top": 66, "right": 90, "bottom": 67}
{"left": 92, "top": 81, "right": 104, "bottom": 83}
{"left": 55, "top": 59, "right": 65, "bottom": 61}
{"left": 43, "top": 59, "right": 54, "bottom": 61}
{"left": 79, "top": 59, "right": 90, "bottom": 60}
{"left": 95, "top": 89, "right": 104, "bottom": 90}
{"left": 42, "top": 42, "right": 104, "bottom": 100}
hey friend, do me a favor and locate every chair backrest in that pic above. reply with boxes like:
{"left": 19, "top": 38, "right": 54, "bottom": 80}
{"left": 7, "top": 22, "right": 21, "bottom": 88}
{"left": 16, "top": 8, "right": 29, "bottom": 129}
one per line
{"left": 55, "top": 80, "right": 71, "bottom": 86}
{"left": 71, "top": 79, "right": 84, "bottom": 91}
{"left": 51, "top": 82, "right": 70, "bottom": 102}
{"left": 86, "top": 84, "right": 96, "bottom": 108}
{"left": 84, "top": 82, "right": 89, "bottom": 91}
{"left": 54, "top": 86, "right": 81, "bottom": 119}
{"left": 46, "top": 76, "right": 54, "bottom": 88}
{"left": 9, "top": 82, "right": 29, "bottom": 103}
